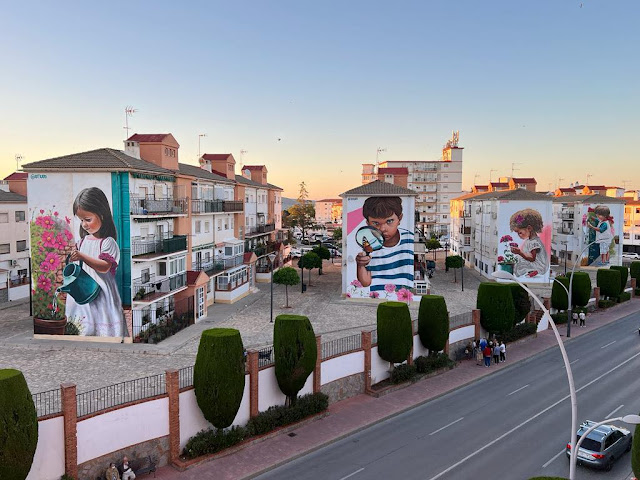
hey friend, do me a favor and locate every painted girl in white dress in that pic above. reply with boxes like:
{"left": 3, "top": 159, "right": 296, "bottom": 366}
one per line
{"left": 66, "top": 187, "right": 124, "bottom": 337}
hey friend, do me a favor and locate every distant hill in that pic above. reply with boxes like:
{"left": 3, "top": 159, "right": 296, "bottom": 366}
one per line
{"left": 282, "top": 197, "right": 315, "bottom": 211}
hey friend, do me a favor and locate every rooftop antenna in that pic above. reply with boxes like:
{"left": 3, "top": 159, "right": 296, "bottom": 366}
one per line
{"left": 586, "top": 173, "right": 592, "bottom": 185}
{"left": 198, "top": 133, "right": 207, "bottom": 159}
{"left": 15, "top": 154, "right": 23, "bottom": 171}
{"left": 473, "top": 173, "right": 480, "bottom": 185}
{"left": 124, "top": 106, "right": 137, "bottom": 139}
{"left": 557, "top": 177, "right": 565, "bottom": 189}
{"left": 621, "top": 180, "right": 629, "bottom": 191}
{"left": 239, "top": 149, "right": 248, "bottom": 170}
{"left": 489, "top": 169, "right": 497, "bottom": 183}
{"left": 511, "top": 162, "right": 522, "bottom": 177}
{"left": 376, "top": 147, "right": 386, "bottom": 173}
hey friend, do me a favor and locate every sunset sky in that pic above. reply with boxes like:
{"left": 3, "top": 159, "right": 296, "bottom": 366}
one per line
{"left": 2, "top": 0, "right": 638, "bottom": 199}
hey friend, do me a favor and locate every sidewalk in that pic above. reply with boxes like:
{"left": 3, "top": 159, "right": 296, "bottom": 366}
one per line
{"left": 148, "top": 297, "right": 640, "bottom": 480}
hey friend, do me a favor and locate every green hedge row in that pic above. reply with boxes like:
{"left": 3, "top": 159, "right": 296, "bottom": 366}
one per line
{"left": 414, "top": 353, "right": 455, "bottom": 373}
{"left": 417, "top": 295, "right": 449, "bottom": 354}
{"left": 183, "top": 392, "right": 329, "bottom": 459}
{"left": 550, "top": 313, "right": 568, "bottom": 325}
{"left": 500, "top": 323, "right": 538, "bottom": 343}
{"left": 551, "top": 276, "right": 570, "bottom": 310}
{"left": 477, "top": 283, "right": 515, "bottom": 334}
{"left": 391, "top": 364, "right": 417, "bottom": 384}
{"left": 618, "top": 291, "right": 631, "bottom": 303}
{"left": 377, "top": 302, "right": 412, "bottom": 363}
{"left": 598, "top": 299, "right": 617, "bottom": 309}
{"left": 610, "top": 265, "right": 629, "bottom": 291}
{"left": 597, "top": 269, "right": 622, "bottom": 298}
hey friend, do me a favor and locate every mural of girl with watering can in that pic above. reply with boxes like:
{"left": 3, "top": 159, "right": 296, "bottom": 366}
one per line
{"left": 62, "top": 187, "right": 123, "bottom": 337}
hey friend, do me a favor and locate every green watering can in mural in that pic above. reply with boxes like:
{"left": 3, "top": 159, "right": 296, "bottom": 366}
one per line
{"left": 56, "top": 256, "right": 101, "bottom": 305}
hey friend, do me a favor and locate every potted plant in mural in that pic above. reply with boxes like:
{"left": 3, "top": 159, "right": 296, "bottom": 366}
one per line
{"left": 30, "top": 209, "right": 75, "bottom": 334}
{"left": 497, "top": 235, "right": 518, "bottom": 274}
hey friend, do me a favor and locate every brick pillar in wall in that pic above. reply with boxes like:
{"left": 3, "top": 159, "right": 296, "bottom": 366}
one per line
{"left": 123, "top": 307, "right": 133, "bottom": 340}
{"left": 472, "top": 309, "right": 481, "bottom": 339}
{"left": 61, "top": 382, "right": 77, "bottom": 479}
{"left": 247, "top": 351, "right": 259, "bottom": 417}
{"left": 594, "top": 287, "right": 600, "bottom": 307}
{"left": 166, "top": 369, "right": 180, "bottom": 464}
{"left": 362, "top": 331, "right": 372, "bottom": 392}
{"left": 313, "top": 335, "right": 322, "bottom": 393}
{"left": 631, "top": 278, "right": 637, "bottom": 296}
{"left": 542, "top": 297, "right": 551, "bottom": 310}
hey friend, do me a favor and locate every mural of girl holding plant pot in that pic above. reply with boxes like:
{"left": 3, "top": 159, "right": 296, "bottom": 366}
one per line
{"left": 508, "top": 209, "right": 549, "bottom": 278}
{"left": 497, "top": 234, "right": 518, "bottom": 274}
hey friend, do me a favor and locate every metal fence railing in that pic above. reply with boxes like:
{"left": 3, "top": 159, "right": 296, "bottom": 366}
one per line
{"left": 32, "top": 388, "right": 62, "bottom": 418}
{"left": 371, "top": 329, "right": 378, "bottom": 345}
{"left": 450, "top": 311, "right": 474, "bottom": 330}
{"left": 257, "top": 345, "right": 274, "bottom": 367}
{"left": 76, "top": 373, "right": 166, "bottom": 418}
{"left": 321, "top": 333, "right": 361, "bottom": 359}
{"left": 179, "top": 365, "right": 194, "bottom": 389}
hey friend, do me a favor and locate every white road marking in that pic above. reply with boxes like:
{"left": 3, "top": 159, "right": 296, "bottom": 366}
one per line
{"left": 542, "top": 449, "right": 566, "bottom": 468}
{"left": 569, "top": 358, "right": 580, "bottom": 365}
{"left": 427, "top": 350, "right": 640, "bottom": 480}
{"left": 507, "top": 384, "right": 529, "bottom": 396}
{"left": 338, "top": 468, "right": 364, "bottom": 480}
{"left": 606, "top": 404, "right": 624, "bottom": 419}
{"left": 429, "top": 417, "right": 464, "bottom": 436}
{"left": 601, "top": 340, "right": 616, "bottom": 349}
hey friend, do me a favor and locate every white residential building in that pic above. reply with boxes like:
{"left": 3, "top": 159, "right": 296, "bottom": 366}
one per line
{"left": 0, "top": 181, "right": 30, "bottom": 302}
{"left": 623, "top": 199, "right": 640, "bottom": 255}
{"left": 315, "top": 198, "right": 342, "bottom": 225}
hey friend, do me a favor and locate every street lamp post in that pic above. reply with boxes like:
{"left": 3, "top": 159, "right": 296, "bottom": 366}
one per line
{"left": 570, "top": 415, "right": 640, "bottom": 474}
{"left": 567, "top": 240, "right": 598, "bottom": 338}
{"left": 492, "top": 270, "right": 578, "bottom": 480}
{"left": 268, "top": 253, "right": 277, "bottom": 323}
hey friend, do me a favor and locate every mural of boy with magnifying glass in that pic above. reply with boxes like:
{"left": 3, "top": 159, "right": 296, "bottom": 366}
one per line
{"left": 355, "top": 196, "right": 414, "bottom": 296}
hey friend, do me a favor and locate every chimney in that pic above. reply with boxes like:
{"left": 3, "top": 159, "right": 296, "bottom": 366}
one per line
{"left": 124, "top": 139, "right": 141, "bottom": 159}
{"left": 126, "top": 134, "right": 179, "bottom": 170}
{"left": 199, "top": 156, "right": 212, "bottom": 173}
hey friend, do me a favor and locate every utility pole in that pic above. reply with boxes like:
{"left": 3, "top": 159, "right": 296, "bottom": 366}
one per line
{"left": 557, "top": 177, "right": 565, "bottom": 189}
{"left": 511, "top": 162, "right": 522, "bottom": 178}
{"left": 198, "top": 133, "right": 207, "bottom": 159}
{"left": 376, "top": 147, "right": 386, "bottom": 174}
{"left": 489, "top": 169, "right": 497, "bottom": 184}
{"left": 15, "top": 154, "right": 23, "bottom": 171}
{"left": 123, "top": 106, "right": 137, "bottom": 139}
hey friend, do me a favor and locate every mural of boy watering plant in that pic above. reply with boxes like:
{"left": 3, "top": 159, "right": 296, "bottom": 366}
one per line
{"left": 586, "top": 205, "right": 614, "bottom": 265}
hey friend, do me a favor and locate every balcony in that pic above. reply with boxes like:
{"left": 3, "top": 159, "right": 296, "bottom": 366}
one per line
{"left": 223, "top": 200, "right": 243, "bottom": 213}
{"left": 130, "top": 195, "right": 187, "bottom": 215}
{"left": 245, "top": 223, "right": 276, "bottom": 236}
{"left": 132, "top": 272, "right": 187, "bottom": 302}
{"left": 191, "top": 199, "right": 244, "bottom": 214}
{"left": 561, "top": 212, "right": 575, "bottom": 220}
{"left": 193, "top": 255, "right": 244, "bottom": 275}
{"left": 460, "top": 226, "right": 471, "bottom": 235}
{"left": 131, "top": 233, "right": 187, "bottom": 257}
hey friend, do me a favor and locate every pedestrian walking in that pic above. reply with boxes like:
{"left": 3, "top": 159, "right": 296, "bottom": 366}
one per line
{"left": 479, "top": 337, "right": 487, "bottom": 351}
{"left": 483, "top": 345, "right": 492, "bottom": 367}
{"left": 579, "top": 311, "right": 586, "bottom": 327}
{"left": 476, "top": 346, "right": 483, "bottom": 365}
{"left": 572, "top": 312, "right": 578, "bottom": 325}
{"left": 499, "top": 341, "right": 506, "bottom": 362}
{"left": 493, "top": 344, "right": 501, "bottom": 364}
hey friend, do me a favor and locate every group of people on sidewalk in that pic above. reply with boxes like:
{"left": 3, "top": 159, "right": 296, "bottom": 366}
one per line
{"left": 473, "top": 337, "right": 506, "bottom": 367}
{"left": 572, "top": 311, "right": 587, "bottom": 327}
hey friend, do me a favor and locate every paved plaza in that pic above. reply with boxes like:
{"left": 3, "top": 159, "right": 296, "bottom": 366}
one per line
{"left": 0, "top": 257, "right": 532, "bottom": 394}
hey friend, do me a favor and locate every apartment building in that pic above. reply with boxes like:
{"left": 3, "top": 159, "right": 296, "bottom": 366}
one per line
{"left": 315, "top": 198, "right": 342, "bottom": 225}
{"left": 361, "top": 132, "right": 463, "bottom": 238}
{"left": 623, "top": 199, "right": 640, "bottom": 254}
{"left": 0, "top": 175, "right": 30, "bottom": 302}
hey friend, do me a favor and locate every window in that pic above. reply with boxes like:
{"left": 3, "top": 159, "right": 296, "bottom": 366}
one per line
{"left": 195, "top": 221, "right": 201, "bottom": 234}
{"left": 18, "top": 268, "right": 27, "bottom": 277}
{"left": 16, "top": 240, "right": 27, "bottom": 252}
{"left": 204, "top": 221, "right": 210, "bottom": 233}
{"left": 15, "top": 211, "right": 25, "bottom": 222}
{"left": 158, "top": 262, "right": 167, "bottom": 276}
{"left": 0, "top": 213, "right": 8, "bottom": 223}
{"left": 225, "top": 246, "right": 232, "bottom": 256}
{"left": 0, "top": 243, "right": 9, "bottom": 254}
{"left": 141, "top": 268, "right": 150, "bottom": 283}
{"left": 218, "top": 219, "right": 222, "bottom": 231}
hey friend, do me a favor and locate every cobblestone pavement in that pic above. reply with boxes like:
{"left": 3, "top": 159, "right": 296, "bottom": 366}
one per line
{"left": 0, "top": 257, "right": 561, "bottom": 394}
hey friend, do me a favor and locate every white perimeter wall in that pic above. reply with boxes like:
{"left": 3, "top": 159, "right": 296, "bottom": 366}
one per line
{"left": 179, "top": 376, "right": 251, "bottom": 449}
{"left": 258, "top": 367, "right": 313, "bottom": 412}
{"left": 449, "top": 325, "right": 475, "bottom": 345}
{"left": 413, "top": 334, "right": 429, "bottom": 358}
{"left": 9, "top": 283, "right": 30, "bottom": 300}
{"left": 321, "top": 351, "right": 363, "bottom": 384}
{"left": 27, "top": 416, "right": 65, "bottom": 480}
{"left": 77, "top": 398, "right": 169, "bottom": 464}
{"left": 370, "top": 346, "right": 391, "bottom": 384}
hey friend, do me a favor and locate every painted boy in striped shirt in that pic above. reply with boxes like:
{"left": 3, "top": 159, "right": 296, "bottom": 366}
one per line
{"left": 355, "top": 196, "right": 414, "bottom": 295}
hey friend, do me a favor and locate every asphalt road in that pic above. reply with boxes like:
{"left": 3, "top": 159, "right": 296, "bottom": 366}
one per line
{"left": 256, "top": 310, "right": 640, "bottom": 480}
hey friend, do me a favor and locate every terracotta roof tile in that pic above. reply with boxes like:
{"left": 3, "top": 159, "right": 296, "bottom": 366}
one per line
{"left": 0, "top": 190, "right": 27, "bottom": 203}
{"left": 378, "top": 167, "right": 408, "bottom": 175}
{"left": 552, "top": 193, "right": 626, "bottom": 204}
{"left": 127, "top": 133, "right": 171, "bottom": 143}
{"left": 202, "top": 153, "right": 233, "bottom": 161}
{"left": 341, "top": 180, "right": 417, "bottom": 197}
{"left": 242, "top": 165, "right": 266, "bottom": 171}
{"left": 177, "top": 163, "right": 233, "bottom": 183}
{"left": 4, "top": 172, "right": 27, "bottom": 181}
{"left": 512, "top": 177, "right": 537, "bottom": 184}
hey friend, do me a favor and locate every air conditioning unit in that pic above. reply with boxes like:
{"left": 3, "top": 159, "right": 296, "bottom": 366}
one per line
{"left": 10, "top": 260, "right": 17, "bottom": 267}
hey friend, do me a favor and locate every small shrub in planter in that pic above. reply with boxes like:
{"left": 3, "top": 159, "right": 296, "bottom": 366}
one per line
{"left": 550, "top": 312, "right": 568, "bottom": 325}
{"left": 476, "top": 283, "right": 515, "bottom": 334}
{"left": 617, "top": 291, "right": 631, "bottom": 303}
{"left": 414, "top": 353, "right": 454, "bottom": 374}
{"left": 636, "top": 288, "right": 640, "bottom": 297}
{"left": 551, "top": 276, "right": 570, "bottom": 311}
{"left": 391, "top": 364, "right": 417, "bottom": 384}
{"left": 377, "top": 301, "right": 413, "bottom": 363}
{"left": 500, "top": 322, "right": 537, "bottom": 343}
{"left": 182, "top": 425, "right": 248, "bottom": 459}
{"left": 246, "top": 392, "right": 328, "bottom": 436}
{"left": 598, "top": 299, "right": 617, "bottom": 309}
{"left": 609, "top": 265, "right": 629, "bottom": 291}
{"left": 417, "top": 295, "right": 449, "bottom": 354}
{"left": 597, "top": 268, "right": 621, "bottom": 298}
{"left": 567, "top": 271, "right": 592, "bottom": 307}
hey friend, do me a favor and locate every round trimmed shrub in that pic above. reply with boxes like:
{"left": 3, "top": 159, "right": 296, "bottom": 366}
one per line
{"left": 417, "top": 295, "right": 449, "bottom": 354}
{"left": 597, "top": 268, "right": 622, "bottom": 298}
{"left": 508, "top": 283, "right": 531, "bottom": 325}
{"left": 0, "top": 369, "right": 38, "bottom": 480}
{"left": 476, "top": 283, "right": 515, "bottom": 334}
{"left": 377, "top": 301, "right": 413, "bottom": 363}
{"left": 609, "top": 265, "right": 629, "bottom": 292}
{"left": 194, "top": 329, "right": 245, "bottom": 429}
{"left": 630, "top": 261, "right": 640, "bottom": 281}
{"left": 274, "top": 315, "right": 317, "bottom": 406}
{"left": 567, "top": 271, "right": 592, "bottom": 307}
{"left": 551, "top": 276, "right": 570, "bottom": 311}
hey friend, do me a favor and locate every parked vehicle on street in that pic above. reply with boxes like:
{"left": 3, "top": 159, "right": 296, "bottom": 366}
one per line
{"left": 622, "top": 252, "right": 640, "bottom": 260}
{"left": 290, "top": 248, "right": 302, "bottom": 258}
{"left": 565, "top": 420, "right": 633, "bottom": 471}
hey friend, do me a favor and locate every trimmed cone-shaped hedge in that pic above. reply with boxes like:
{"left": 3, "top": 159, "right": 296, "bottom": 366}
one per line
{"left": 630, "top": 261, "right": 640, "bottom": 281}
{"left": 567, "top": 271, "right": 592, "bottom": 307}
{"left": 597, "top": 268, "right": 622, "bottom": 298}
{"left": 551, "top": 276, "right": 570, "bottom": 311}
{"left": 418, "top": 295, "right": 449, "bottom": 354}
{"left": 609, "top": 265, "right": 629, "bottom": 292}
{"left": 377, "top": 301, "right": 413, "bottom": 363}
{"left": 632, "top": 421, "right": 640, "bottom": 478}
{"left": 508, "top": 283, "right": 531, "bottom": 325}
{"left": 476, "top": 283, "right": 515, "bottom": 334}
{"left": 274, "top": 315, "right": 317, "bottom": 406}
{"left": 0, "top": 369, "right": 38, "bottom": 480}
{"left": 194, "top": 329, "right": 245, "bottom": 429}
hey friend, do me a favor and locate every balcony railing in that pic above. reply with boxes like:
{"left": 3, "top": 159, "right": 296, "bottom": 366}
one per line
{"left": 131, "top": 233, "right": 187, "bottom": 257}
{"left": 561, "top": 213, "right": 575, "bottom": 220}
{"left": 245, "top": 223, "right": 275, "bottom": 236}
{"left": 130, "top": 195, "right": 188, "bottom": 215}
{"left": 132, "top": 272, "right": 187, "bottom": 302}
{"left": 460, "top": 226, "right": 471, "bottom": 235}
{"left": 193, "top": 255, "right": 244, "bottom": 275}
{"left": 192, "top": 199, "right": 224, "bottom": 214}
{"left": 223, "top": 200, "right": 243, "bottom": 212}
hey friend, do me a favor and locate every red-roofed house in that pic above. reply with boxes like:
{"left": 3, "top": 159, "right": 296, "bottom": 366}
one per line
{"left": 489, "top": 182, "right": 510, "bottom": 192}
{"left": 3, "top": 172, "right": 27, "bottom": 197}
{"left": 126, "top": 133, "right": 180, "bottom": 170}
{"left": 509, "top": 177, "right": 537, "bottom": 192}
{"left": 581, "top": 185, "right": 607, "bottom": 196}
{"left": 554, "top": 187, "right": 577, "bottom": 196}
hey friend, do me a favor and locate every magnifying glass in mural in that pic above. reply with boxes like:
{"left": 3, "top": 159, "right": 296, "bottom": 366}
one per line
{"left": 355, "top": 226, "right": 384, "bottom": 256}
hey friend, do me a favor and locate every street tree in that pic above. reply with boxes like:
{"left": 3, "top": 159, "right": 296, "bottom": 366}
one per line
{"left": 298, "top": 251, "right": 321, "bottom": 286}
{"left": 426, "top": 239, "right": 442, "bottom": 260}
{"left": 312, "top": 246, "right": 330, "bottom": 275}
{"left": 273, "top": 267, "right": 300, "bottom": 308}
{"left": 445, "top": 255, "right": 464, "bottom": 282}
{"left": 332, "top": 227, "right": 342, "bottom": 242}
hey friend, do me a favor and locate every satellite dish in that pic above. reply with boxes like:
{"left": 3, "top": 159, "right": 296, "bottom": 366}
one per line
{"left": 355, "top": 226, "right": 384, "bottom": 256}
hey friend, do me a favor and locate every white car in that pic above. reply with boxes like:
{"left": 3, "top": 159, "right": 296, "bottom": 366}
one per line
{"left": 290, "top": 248, "right": 302, "bottom": 258}
{"left": 622, "top": 252, "right": 640, "bottom": 260}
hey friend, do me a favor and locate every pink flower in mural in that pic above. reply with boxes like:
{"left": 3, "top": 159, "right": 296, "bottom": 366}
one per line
{"left": 64, "top": 229, "right": 74, "bottom": 241}
{"left": 41, "top": 230, "right": 56, "bottom": 248}
{"left": 350, "top": 279, "right": 363, "bottom": 288}
{"left": 497, "top": 256, "right": 505, "bottom": 262}
{"left": 396, "top": 288, "right": 413, "bottom": 303}
{"left": 53, "top": 211, "right": 59, "bottom": 217}
{"left": 369, "top": 291, "right": 380, "bottom": 298}
{"left": 499, "top": 235, "right": 513, "bottom": 243}
{"left": 40, "top": 252, "right": 61, "bottom": 272}
{"left": 65, "top": 216, "right": 71, "bottom": 225}
{"left": 39, "top": 209, "right": 44, "bottom": 214}
{"left": 346, "top": 292, "right": 351, "bottom": 298}
{"left": 37, "top": 275, "right": 52, "bottom": 292}
{"left": 384, "top": 284, "right": 396, "bottom": 293}
{"left": 509, "top": 242, "right": 519, "bottom": 248}
{"left": 35, "top": 215, "right": 55, "bottom": 230}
